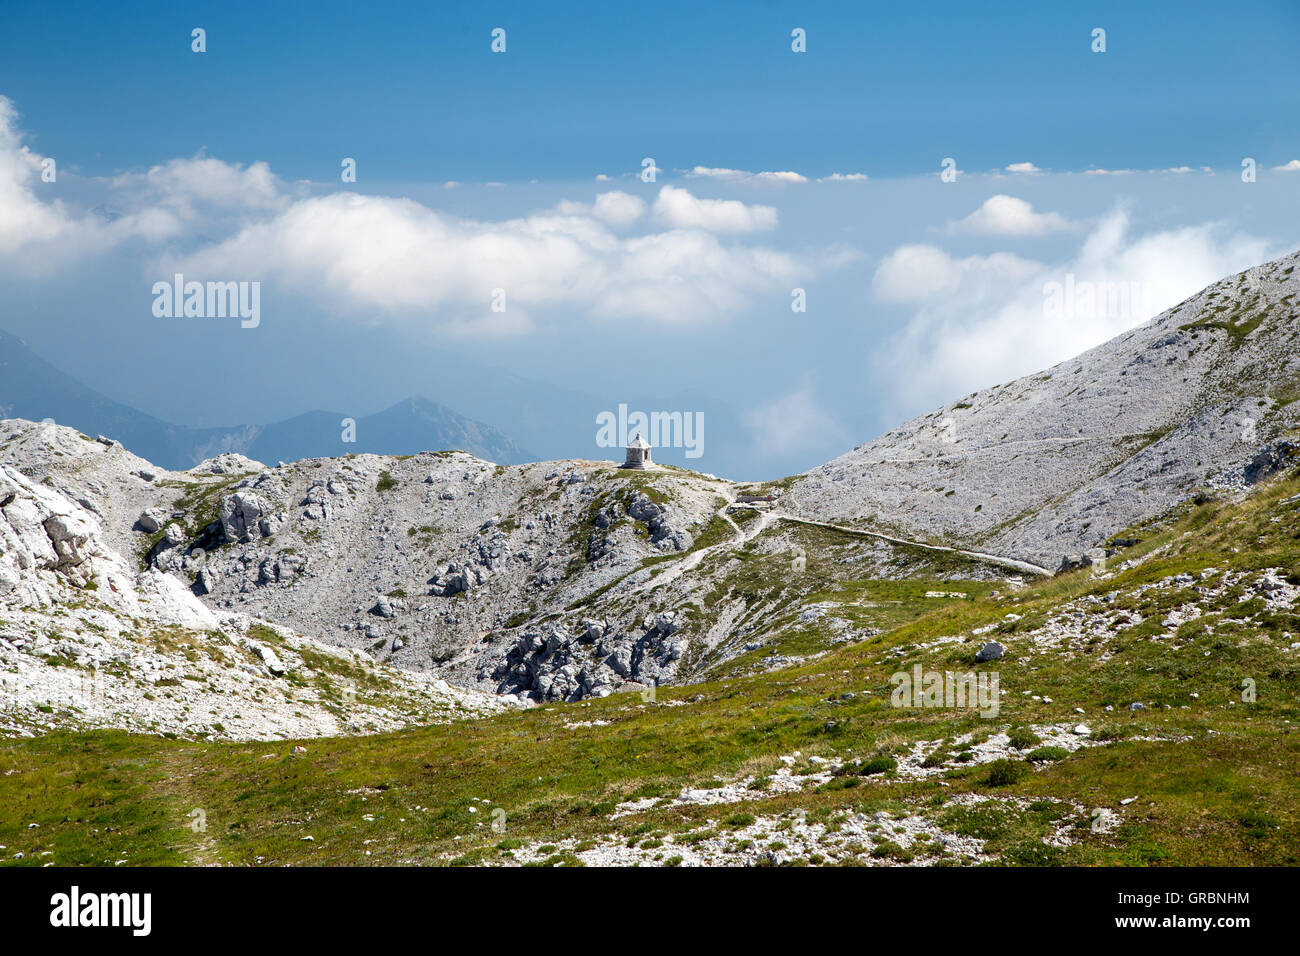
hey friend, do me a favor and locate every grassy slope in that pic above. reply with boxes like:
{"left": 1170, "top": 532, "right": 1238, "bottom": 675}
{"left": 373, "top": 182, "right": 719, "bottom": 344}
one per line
{"left": 3, "top": 470, "right": 1300, "bottom": 867}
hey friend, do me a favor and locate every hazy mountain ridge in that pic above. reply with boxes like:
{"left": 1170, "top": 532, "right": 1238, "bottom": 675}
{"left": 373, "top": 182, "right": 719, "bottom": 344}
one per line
{"left": 0, "top": 328, "right": 528, "bottom": 467}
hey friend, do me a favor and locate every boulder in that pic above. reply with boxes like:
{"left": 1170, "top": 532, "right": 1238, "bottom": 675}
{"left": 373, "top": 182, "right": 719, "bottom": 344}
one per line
{"left": 43, "top": 512, "right": 94, "bottom": 568}
{"left": 258, "top": 513, "right": 285, "bottom": 537}
{"left": 1245, "top": 441, "right": 1300, "bottom": 485}
{"left": 247, "top": 640, "right": 287, "bottom": 676}
{"left": 220, "top": 491, "right": 267, "bottom": 543}
{"left": 193, "top": 568, "right": 217, "bottom": 596}
{"left": 136, "top": 508, "right": 167, "bottom": 534}
{"left": 627, "top": 492, "right": 661, "bottom": 522}
{"left": 194, "top": 452, "right": 265, "bottom": 475}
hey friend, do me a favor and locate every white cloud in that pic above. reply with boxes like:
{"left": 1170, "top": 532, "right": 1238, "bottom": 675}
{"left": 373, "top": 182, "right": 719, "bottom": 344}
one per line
{"left": 555, "top": 190, "right": 646, "bottom": 228}
{"left": 590, "top": 190, "right": 646, "bottom": 227}
{"left": 112, "top": 155, "right": 286, "bottom": 219}
{"left": 0, "top": 97, "right": 815, "bottom": 332}
{"left": 817, "top": 172, "right": 868, "bottom": 183}
{"left": 946, "top": 194, "right": 1073, "bottom": 237}
{"left": 687, "top": 166, "right": 748, "bottom": 180}
{"left": 595, "top": 173, "right": 612, "bottom": 181}
{"left": 169, "top": 189, "right": 804, "bottom": 333}
{"left": 0, "top": 97, "right": 77, "bottom": 254}
{"left": 872, "top": 244, "right": 1041, "bottom": 304}
{"left": 1273, "top": 159, "right": 1300, "bottom": 172}
{"left": 742, "top": 385, "right": 850, "bottom": 457}
{"left": 753, "top": 170, "right": 808, "bottom": 184}
{"left": 685, "top": 166, "right": 807, "bottom": 185}
{"left": 0, "top": 95, "right": 185, "bottom": 271}
{"left": 875, "top": 209, "right": 1273, "bottom": 412}
{"left": 651, "top": 185, "right": 778, "bottom": 233}
{"left": 1083, "top": 168, "right": 1135, "bottom": 176}
{"left": 1004, "top": 162, "right": 1041, "bottom": 174}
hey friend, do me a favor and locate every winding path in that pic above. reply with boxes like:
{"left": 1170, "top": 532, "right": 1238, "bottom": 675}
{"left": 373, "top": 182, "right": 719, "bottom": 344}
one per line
{"left": 633, "top": 493, "right": 1053, "bottom": 596}
{"left": 765, "top": 512, "right": 1054, "bottom": 578}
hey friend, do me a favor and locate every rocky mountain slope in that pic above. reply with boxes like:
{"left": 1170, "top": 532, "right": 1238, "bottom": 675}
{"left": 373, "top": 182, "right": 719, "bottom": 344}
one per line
{"left": 0, "top": 328, "right": 528, "bottom": 467}
{"left": 1, "top": 413, "right": 1017, "bottom": 719}
{"left": 787, "top": 250, "right": 1300, "bottom": 569}
{"left": 0, "top": 423, "right": 513, "bottom": 740}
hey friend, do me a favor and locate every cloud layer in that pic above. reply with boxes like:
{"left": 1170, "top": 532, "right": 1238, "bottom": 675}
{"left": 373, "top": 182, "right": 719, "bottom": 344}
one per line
{"left": 874, "top": 209, "right": 1273, "bottom": 411}
{"left": 0, "top": 97, "right": 812, "bottom": 333}
{"left": 171, "top": 188, "right": 801, "bottom": 330}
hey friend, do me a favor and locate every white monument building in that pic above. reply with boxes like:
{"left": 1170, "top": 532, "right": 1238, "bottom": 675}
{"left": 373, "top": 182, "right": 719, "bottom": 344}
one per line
{"left": 623, "top": 433, "right": 652, "bottom": 469}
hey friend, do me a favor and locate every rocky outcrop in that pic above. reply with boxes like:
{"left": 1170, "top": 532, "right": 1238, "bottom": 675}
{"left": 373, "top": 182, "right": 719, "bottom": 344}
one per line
{"left": 194, "top": 452, "right": 265, "bottom": 476}
{"left": 0, "top": 434, "right": 515, "bottom": 740}
{"left": 491, "top": 611, "right": 685, "bottom": 702}
{"left": 220, "top": 490, "right": 269, "bottom": 543}
{"left": 429, "top": 562, "right": 475, "bottom": 596}
{"left": 1244, "top": 441, "right": 1300, "bottom": 485}
{"left": 1, "top": 464, "right": 105, "bottom": 599}
{"left": 1058, "top": 554, "right": 1092, "bottom": 573}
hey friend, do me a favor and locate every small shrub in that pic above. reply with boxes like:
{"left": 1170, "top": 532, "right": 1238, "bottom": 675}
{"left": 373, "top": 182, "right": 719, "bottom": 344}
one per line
{"left": 1000, "top": 841, "right": 1064, "bottom": 866}
{"left": 921, "top": 749, "right": 950, "bottom": 768}
{"left": 1025, "top": 746, "right": 1070, "bottom": 763}
{"left": 1007, "top": 727, "right": 1041, "bottom": 750}
{"left": 863, "top": 754, "right": 894, "bottom": 780}
{"left": 837, "top": 755, "right": 897, "bottom": 777}
{"left": 986, "top": 758, "right": 1030, "bottom": 786}
{"left": 870, "top": 839, "right": 915, "bottom": 862}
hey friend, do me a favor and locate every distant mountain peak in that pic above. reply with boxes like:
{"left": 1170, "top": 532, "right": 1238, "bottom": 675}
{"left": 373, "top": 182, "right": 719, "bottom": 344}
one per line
{"left": 0, "top": 327, "right": 530, "bottom": 469}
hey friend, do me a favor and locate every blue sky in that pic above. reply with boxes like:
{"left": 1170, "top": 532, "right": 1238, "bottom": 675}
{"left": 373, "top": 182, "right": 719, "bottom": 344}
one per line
{"left": 1, "top": 1, "right": 1299, "bottom": 478}
{"left": 5, "top": 1, "right": 1300, "bottom": 181}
